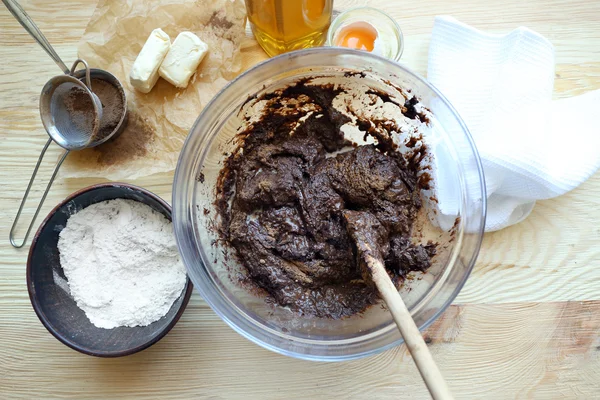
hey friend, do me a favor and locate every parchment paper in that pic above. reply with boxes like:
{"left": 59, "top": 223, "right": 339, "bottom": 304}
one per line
{"left": 61, "top": 0, "right": 247, "bottom": 180}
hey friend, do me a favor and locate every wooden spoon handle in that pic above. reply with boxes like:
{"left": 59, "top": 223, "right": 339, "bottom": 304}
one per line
{"left": 367, "top": 255, "right": 454, "bottom": 400}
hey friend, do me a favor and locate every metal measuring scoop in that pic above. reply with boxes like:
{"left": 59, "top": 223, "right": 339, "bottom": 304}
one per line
{"left": 5, "top": 0, "right": 128, "bottom": 248}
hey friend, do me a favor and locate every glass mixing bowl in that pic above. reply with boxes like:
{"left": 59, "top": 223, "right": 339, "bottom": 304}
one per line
{"left": 173, "top": 48, "right": 486, "bottom": 361}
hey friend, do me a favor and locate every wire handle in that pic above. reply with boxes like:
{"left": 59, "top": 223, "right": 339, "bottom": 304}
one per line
{"left": 70, "top": 59, "right": 93, "bottom": 90}
{"left": 2, "top": 0, "right": 70, "bottom": 74}
{"left": 9, "top": 139, "right": 69, "bottom": 248}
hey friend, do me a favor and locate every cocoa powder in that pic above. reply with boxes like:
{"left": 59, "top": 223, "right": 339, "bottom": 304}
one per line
{"left": 91, "top": 78, "right": 125, "bottom": 140}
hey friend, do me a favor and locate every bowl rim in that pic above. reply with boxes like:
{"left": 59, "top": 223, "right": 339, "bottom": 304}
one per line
{"left": 173, "top": 47, "right": 486, "bottom": 361}
{"left": 26, "top": 182, "right": 194, "bottom": 358}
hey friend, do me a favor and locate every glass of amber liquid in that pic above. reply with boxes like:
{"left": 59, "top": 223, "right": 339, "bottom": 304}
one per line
{"left": 245, "top": 0, "right": 333, "bottom": 57}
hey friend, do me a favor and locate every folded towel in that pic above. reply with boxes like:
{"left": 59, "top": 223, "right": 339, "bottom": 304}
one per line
{"left": 427, "top": 16, "right": 600, "bottom": 231}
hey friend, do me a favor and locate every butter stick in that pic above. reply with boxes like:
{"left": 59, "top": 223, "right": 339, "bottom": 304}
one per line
{"left": 159, "top": 32, "right": 208, "bottom": 89}
{"left": 129, "top": 28, "right": 171, "bottom": 93}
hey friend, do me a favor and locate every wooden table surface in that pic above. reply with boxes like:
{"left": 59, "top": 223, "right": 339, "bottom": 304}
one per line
{"left": 1, "top": 0, "right": 599, "bottom": 398}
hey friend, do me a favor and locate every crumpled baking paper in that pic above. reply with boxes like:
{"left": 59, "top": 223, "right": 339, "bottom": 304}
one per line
{"left": 61, "top": 0, "right": 247, "bottom": 180}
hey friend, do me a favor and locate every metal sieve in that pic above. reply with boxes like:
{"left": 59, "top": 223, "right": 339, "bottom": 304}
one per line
{"left": 5, "top": 0, "right": 128, "bottom": 248}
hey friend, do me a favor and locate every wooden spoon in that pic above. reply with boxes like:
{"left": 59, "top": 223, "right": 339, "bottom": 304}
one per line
{"left": 344, "top": 210, "right": 453, "bottom": 400}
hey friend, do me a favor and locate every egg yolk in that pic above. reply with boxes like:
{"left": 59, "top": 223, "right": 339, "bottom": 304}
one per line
{"left": 335, "top": 22, "right": 378, "bottom": 52}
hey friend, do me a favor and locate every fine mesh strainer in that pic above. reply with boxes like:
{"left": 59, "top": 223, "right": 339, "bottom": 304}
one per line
{"left": 41, "top": 61, "right": 103, "bottom": 150}
{"left": 5, "top": 0, "right": 127, "bottom": 248}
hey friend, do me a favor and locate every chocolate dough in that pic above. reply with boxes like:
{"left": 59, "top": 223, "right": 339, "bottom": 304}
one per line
{"left": 216, "top": 81, "right": 435, "bottom": 318}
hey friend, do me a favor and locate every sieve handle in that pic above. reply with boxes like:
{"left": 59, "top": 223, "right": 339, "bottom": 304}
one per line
{"left": 2, "top": 0, "right": 70, "bottom": 74}
{"left": 10, "top": 139, "right": 69, "bottom": 249}
{"left": 70, "top": 59, "right": 93, "bottom": 90}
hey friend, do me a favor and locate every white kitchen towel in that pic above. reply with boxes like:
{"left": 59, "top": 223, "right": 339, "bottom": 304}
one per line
{"left": 427, "top": 16, "right": 600, "bottom": 231}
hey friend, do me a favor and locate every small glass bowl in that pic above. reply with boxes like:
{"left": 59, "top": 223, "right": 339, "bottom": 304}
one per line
{"left": 326, "top": 7, "right": 404, "bottom": 61}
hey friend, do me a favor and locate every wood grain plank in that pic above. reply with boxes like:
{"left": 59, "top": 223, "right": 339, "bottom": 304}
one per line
{"left": 457, "top": 174, "right": 600, "bottom": 304}
{"left": 1, "top": 301, "right": 598, "bottom": 398}
{"left": 1, "top": 0, "right": 600, "bottom": 398}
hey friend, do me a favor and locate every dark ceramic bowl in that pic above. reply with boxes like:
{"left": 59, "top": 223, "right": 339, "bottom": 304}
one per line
{"left": 27, "top": 183, "right": 193, "bottom": 357}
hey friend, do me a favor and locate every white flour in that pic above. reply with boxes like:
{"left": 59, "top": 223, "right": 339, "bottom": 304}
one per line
{"left": 57, "top": 199, "right": 187, "bottom": 329}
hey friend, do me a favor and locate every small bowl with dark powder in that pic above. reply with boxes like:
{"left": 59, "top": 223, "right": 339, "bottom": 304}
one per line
{"left": 173, "top": 48, "right": 486, "bottom": 361}
{"left": 27, "top": 183, "right": 193, "bottom": 357}
{"left": 71, "top": 68, "right": 128, "bottom": 144}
